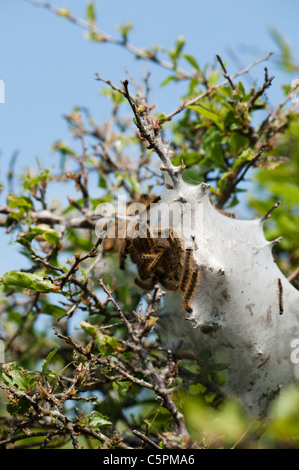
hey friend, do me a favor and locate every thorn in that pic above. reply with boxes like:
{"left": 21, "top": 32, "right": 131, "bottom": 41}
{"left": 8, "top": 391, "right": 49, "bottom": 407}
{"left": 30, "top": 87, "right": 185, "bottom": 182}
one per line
{"left": 265, "top": 236, "right": 283, "bottom": 247}
{"left": 178, "top": 159, "right": 186, "bottom": 174}
{"left": 261, "top": 200, "right": 281, "bottom": 222}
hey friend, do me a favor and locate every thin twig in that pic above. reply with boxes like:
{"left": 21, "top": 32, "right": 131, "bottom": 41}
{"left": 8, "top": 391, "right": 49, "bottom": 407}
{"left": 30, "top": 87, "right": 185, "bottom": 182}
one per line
{"left": 216, "top": 54, "right": 235, "bottom": 89}
{"left": 54, "top": 237, "right": 102, "bottom": 288}
{"left": 260, "top": 200, "right": 281, "bottom": 222}
{"left": 99, "top": 278, "right": 133, "bottom": 335}
{"left": 288, "top": 266, "right": 299, "bottom": 284}
{"left": 234, "top": 146, "right": 265, "bottom": 187}
{"left": 132, "top": 430, "right": 161, "bottom": 449}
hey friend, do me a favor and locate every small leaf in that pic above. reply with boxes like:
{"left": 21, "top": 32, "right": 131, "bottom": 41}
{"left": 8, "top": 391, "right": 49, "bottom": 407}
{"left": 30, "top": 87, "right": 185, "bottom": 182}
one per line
{"left": 86, "top": 3, "right": 96, "bottom": 23}
{"left": 41, "top": 349, "right": 57, "bottom": 378}
{"left": 232, "top": 148, "right": 255, "bottom": 170}
{"left": 237, "top": 81, "right": 246, "bottom": 97}
{"left": 175, "top": 35, "right": 186, "bottom": 55}
{"left": 189, "top": 104, "right": 224, "bottom": 131}
{"left": 99, "top": 172, "right": 108, "bottom": 189}
{"left": 126, "top": 174, "right": 140, "bottom": 194}
{"left": 52, "top": 141, "right": 75, "bottom": 156}
{"left": 80, "top": 321, "right": 98, "bottom": 336}
{"left": 182, "top": 170, "right": 204, "bottom": 186}
{"left": 183, "top": 54, "right": 200, "bottom": 72}
{"left": 115, "top": 22, "right": 133, "bottom": 40}
{"left": 207, "top": 70, "right": 220, "bottom": 87}
{"left": 161, "top": 76, "right": 177, "bottom": 86}
{"left": 57, "top": 8, "right": 70, "bottom": 18}
{"left": 43, "top": 229, "right": 60, "bottom": 246}
{"left": 169, "top": 35, "right": 186, "bottom": 68}
{"left": 43, "top": 304, "right": 66, "bottom": 318}
{"left": 84, "top": 31, "right": 101, "bottom": 42}
{"left": 82, "top": 411, "right": 112, "bottom": 429}
{"left": 99, "top": 86, "right": 125, "bottom": 105}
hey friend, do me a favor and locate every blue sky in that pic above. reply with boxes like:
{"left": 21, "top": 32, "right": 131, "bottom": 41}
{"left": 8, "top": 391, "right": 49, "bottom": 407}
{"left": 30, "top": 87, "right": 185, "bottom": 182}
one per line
{"left": 0, "top": 0, "right": 298, "bottom": 272}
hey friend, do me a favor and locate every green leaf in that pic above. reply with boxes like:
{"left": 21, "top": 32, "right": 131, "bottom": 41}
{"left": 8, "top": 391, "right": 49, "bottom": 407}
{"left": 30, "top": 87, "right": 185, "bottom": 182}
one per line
{"left": 41, "top": 349, "right": 57, "bottom": 378}
{"left": 172, "top": 151, "right": 205, "bottom": 168}
{"left": 67, "top": 229, "right": 94, "bottom": 251}
{"left": 115, "top": 22, "right": 133, "bottom": 40}
{"left": 57, "top": 8, "right": 70, "bottom": 18}
{"left": 182, "top": 170, "right": 204, "bottom": 185}
{"left": 22, "top": 169, "right": 52, "bottom": 192}
{"left": 232, "top": 148, "right": 255, "bottom": 170}
{"left": 161, "top": 76, "right": 177, "bottom": 86}
{"left": 99, "top": 173, "right": 108, "bottom": 189}
{"left": 43, "top": 304, "right": 66, "bottom": 318}
{"left": 2, "top": 362, "right": 38, "bottom": 391}
{"left": 207, "top": 70, "right": 220, "bottom": 87}
{"left": 82, "top": 411, "right": 112, "bottom": 429}
{"left": 52, "top": 141, "right": 75, "bottom": 156}
{"left": 84, "top": 31, "right": 100, "bottom": 42}
{"left": 7, "top": 194, "right": 33, "bottom": 212}
{"left": 189, "top": 104, "right": 224, "bottom": 131}
{"left": 17, "top": 227, "right": 60, "bottom": 246}
{"left": 97, "top": 331, "right": 124, "bottom": 357}
{"left": 100, "top": 86, "right": 125, "bottom": 105}
{"left": 175, "top": 35, "right": 186, "bottom": 54}
{"left": 7, "top": 399, "right": 32, "bottom": 417}
{"left": 126, "top": 174, "right": 140, "bottom": 194}
{"left": 237, "top": 81, "right": 246, "bottom": 98}
{"left": 183, "top": 54, "right": 200, "bottom": 72}
{"left": 217, "top": 170, "right": 234, "bottom": 191}
{"left": 1, "top": 271, "right": 59, "bottom": 293}
{"left": 80, "top": 321, "right": 98, "bottom": 336}
{"left": 201, "top": 127, "right": 225, "bottom": 168}
{"left": 169, "top": 35, "right": 186, "bottom": 68}
{"left": 230, "top": 132, "right": 249, "bottom": 151}
{"left": 86, "top": 3, "right": 96, "bottom": 23}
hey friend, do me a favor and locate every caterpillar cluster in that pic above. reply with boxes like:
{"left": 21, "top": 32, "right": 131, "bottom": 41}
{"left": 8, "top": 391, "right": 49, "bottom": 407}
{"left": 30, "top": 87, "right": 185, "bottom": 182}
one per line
{"left": 119, "top": 225, "right": 200, "bottom": 314}
{"left": 100, "top": 192, "right": 200, "bottom": 314}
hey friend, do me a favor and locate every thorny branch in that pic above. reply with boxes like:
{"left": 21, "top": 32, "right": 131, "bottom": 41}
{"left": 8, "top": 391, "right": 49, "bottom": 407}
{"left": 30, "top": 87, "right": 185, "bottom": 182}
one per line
{"left": 95, "top": 76, "right": 186, "bottom": 188}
